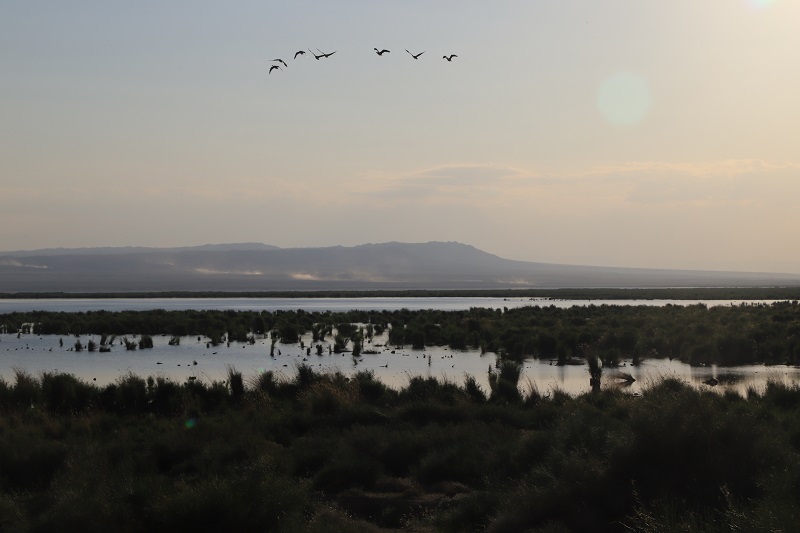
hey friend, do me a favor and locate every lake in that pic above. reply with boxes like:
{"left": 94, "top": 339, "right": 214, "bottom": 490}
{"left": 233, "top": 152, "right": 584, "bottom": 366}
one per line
{"left": 3, "top": 331, "right": 798, "bottom": 397}
{"left": 1, "top": 297, "right": 795, "bottom": 396}
{"left": 0, "top": 296, "right": 781, "bottom": 314}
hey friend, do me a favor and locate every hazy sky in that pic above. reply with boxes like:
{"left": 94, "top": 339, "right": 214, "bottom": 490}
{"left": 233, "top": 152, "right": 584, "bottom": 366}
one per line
{"left": 2, "top": 1, "right": 799, "bottom": 273}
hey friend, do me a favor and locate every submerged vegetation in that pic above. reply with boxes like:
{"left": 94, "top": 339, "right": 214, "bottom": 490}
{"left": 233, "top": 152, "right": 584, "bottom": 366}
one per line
{"left": 3, "top": 300, "right": 800, "bottom": 366}
{"left": 1, "top": 366, "right": 800, "bottom": 531}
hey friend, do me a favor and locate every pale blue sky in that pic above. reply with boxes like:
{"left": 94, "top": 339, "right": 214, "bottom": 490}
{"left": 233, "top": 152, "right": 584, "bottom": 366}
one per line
{"left": 2, "top": 1, "right": 799, "bottom": 273}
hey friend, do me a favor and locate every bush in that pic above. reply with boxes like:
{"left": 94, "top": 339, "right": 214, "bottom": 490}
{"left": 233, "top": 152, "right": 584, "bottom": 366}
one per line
{"left": 138, "top": 335, "right": 154, "bottom": 349}
{"left": 149, "top": 377, "right": 183, "bottom": 415}
{"left": 41, "top": 372, "right": 96, "bottom": 414}
{"left": 300, "top": 381, "right": 357, "bottom": 415}
{"left": 11, "top": 369, "right": 41, "bottom": 407}
{"left": 488, "top": 361, "right": 522, "bottom": 404}
{"left": 113, "top": 373, "right": 148, "bottom": 413}
{"left": 227, "top": 367, "right": 245, "bottom": 401}
{"left": 151, "top": 458, "right": 310, "bottom": 532}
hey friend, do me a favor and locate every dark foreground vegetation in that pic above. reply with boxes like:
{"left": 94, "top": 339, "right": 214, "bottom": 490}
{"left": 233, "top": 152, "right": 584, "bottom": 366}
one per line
{"left": 2, "top": 366, "right": 800, "bottom": 532}
{"left": 4, "top": 300, "right": 800, "bottom": 366}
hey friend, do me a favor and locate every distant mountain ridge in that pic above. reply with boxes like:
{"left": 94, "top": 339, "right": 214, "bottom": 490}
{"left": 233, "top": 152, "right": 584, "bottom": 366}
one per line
{"left": 3, "top": 243, "right": 278, "bottom": 257}
{"left": 1, "top": 241, "right": 799, "bottom": 292}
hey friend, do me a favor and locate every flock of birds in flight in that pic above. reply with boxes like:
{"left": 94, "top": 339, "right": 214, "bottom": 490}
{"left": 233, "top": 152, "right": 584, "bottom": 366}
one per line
{"left": 268, "top": 47, "right": 458, "bottom": 74}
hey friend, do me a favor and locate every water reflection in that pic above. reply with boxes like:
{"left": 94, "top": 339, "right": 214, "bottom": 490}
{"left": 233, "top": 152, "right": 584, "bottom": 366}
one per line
{"left": 2, "top": 333, "right": 799, "bottom": 397}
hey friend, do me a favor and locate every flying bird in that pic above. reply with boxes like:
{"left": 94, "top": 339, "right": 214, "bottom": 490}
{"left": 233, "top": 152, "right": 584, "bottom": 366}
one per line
{"left": 406, "top": 50, "right": 424, "bottom": 59}
{"left": 443, "top": 54, "right": 458, "bottom": 61}
{"left": 311, "top": 49, "right": 337, "bottom": 59}
{"left": 293, "top": 50, "right": 306, "bottom": 59}
{"left": 374, "top": 48, "right": 390, "bottom": 56}
{"left": 272, "top": 58, "right": 288, "bottom": 68}
{"left": 269, "top": 65, "right": 282, "bottom": 74}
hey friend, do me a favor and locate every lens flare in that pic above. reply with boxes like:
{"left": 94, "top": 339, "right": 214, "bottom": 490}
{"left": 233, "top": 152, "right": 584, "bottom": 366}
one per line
{"left": 596, "top": 71, "right": 652, "bottom": 127}
{"left": 185, "top": 418, "right": 197, "bottom": 429}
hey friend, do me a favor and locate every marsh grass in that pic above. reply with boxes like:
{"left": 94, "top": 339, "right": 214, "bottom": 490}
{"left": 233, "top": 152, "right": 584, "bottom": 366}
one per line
{"left": 40, "top": 371, "right": 95, "bottom": 414}
{"left": 488, "top": 360, "right": 523, "bottom": 404}
{"left": 464, "top": 374, "right": 487, "bottom": 403}
{"left": 11, "top": 369, "right": 40, "bottom": 407}
{"left": 226, "top": 365, "right": 245, "bottom": 401}
{"left": 2, "top": 368, "right": 800, "bottom": 531}
{"left": 299, "top": 379, "right": 358, "bottom": 415}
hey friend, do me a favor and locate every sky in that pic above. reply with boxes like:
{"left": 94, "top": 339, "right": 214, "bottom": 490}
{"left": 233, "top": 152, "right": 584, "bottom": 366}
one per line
{"left": 2, "top": 0, "right": 799, "bottom": 273}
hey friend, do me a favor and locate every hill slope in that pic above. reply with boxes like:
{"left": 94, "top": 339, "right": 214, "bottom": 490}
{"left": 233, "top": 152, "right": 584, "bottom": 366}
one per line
{"left": 1, "top": 242, "right": 799, "bottom": 292}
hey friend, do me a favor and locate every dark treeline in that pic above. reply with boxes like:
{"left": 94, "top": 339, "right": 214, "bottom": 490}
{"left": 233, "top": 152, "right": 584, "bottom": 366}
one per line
{"left": 3, "top": 286, "right": 800, "bottom": 300}
{"left": 4, "top": 301, "right": 800, "bottom": 366}
{"left": 1, "top": 366, "right": 800, "bottom": 532}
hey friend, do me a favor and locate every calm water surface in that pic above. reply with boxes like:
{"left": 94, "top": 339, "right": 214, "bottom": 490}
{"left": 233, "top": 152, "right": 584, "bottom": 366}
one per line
{"left": 2, "top": 332, "right": 797, "bottom": 397}
{"left": 0, "top": 297, "right": 792, "bottom": 396}
{"left": 0, "top": 297, "right": 781, "bottom": 313}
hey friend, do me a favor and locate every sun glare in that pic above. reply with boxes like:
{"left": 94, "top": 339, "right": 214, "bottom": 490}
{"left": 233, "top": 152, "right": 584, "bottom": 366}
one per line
{"left": 745, "top": 0, "right": 776, "bottom": 10}
{"left": 596, "top": 71, "right": 652, "bottom": 127}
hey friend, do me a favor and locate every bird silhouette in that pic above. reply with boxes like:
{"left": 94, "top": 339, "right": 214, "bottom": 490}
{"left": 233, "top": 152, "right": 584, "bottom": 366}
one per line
{"left": 293, "top": 50, "right": 306, "bottom": 59}
{"left": 406, "top": 50, "right": 424, "bottom": 59}
{"left": 443, "top": 54, "right": 458, "bottom": 61}
{"left": 314, "top": 49, "right": 336, "bottom": 59}
{"left": 273, "top": 58, "right": 288, "bottom": 68}
{"left": 269, "top": 65, "right": 282, "bottom": 74}
{"left": 374, "top": 48, "right": 390, "bottom": 56}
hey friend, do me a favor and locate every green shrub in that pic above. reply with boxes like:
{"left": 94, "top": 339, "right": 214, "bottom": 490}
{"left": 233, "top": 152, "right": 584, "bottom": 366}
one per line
{"left": 138, "top": 335, "right": 154, "bottom": 349}
{"left": 151, "top": 458, "right": 310, "bottom": 532}
{"left": 41, "top": 372, "right": 96, "bottom": 414}
{"left": 226, "top": 366, "right": 244, "bottom": 401}
{"left": 113, "top": 373, "right": 148, "bottom": 414}
{"left": 11, "top": 369, "right": 40, "bottom": 407}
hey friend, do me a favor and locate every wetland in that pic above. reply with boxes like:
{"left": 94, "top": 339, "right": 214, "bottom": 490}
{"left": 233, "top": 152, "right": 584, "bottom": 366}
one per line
{"left": 3, "top": 296, "right": 800, "bottom": 531}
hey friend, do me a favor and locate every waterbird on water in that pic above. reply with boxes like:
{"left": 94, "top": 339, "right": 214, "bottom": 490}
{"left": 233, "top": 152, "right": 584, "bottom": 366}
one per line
{"left": 443, "top": 54, "right": 458, "bottom": 61}
{"left": 374, "top": 48, "right": 390, "bottom": 56}
{"left": 406, "top": 50, "right": 424, "bottom": 59}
